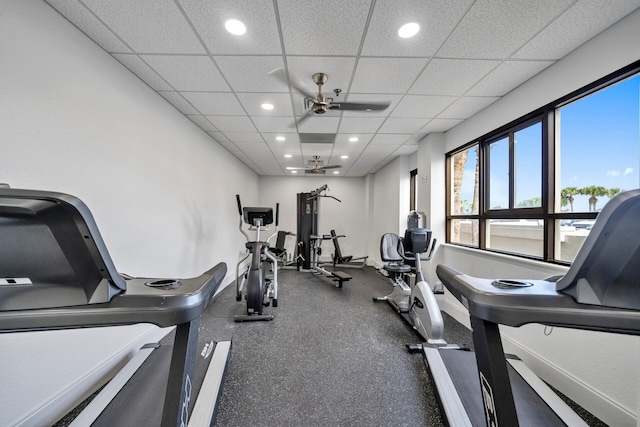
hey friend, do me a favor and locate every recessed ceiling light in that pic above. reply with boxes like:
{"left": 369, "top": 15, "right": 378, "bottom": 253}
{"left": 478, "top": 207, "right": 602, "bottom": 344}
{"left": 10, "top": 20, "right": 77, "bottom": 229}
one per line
{"left": 340, "top": 155, "right": 349, "bottom": 159}
{"left": 291, "top": 170, "right": 298, "bottom": 174}
{"left": 398, "top": 22, "right": 419, "bottom": 38}
{"left": 333, "top": 171, "right": 340, "bottom": 174}
{"left": 348, "top": 137, "right": 359, "bottom": 142}
{"left": 276, "top": 136, "right": 286, "bottom": 141}
{"left": 284, "top": 154, "right": 292, "bottom": 158}
{"left": 261, "top": 103, "right": 274, "bottom": 110}
{"left": 225, "top": 19, "right": 246, "bottom": 36}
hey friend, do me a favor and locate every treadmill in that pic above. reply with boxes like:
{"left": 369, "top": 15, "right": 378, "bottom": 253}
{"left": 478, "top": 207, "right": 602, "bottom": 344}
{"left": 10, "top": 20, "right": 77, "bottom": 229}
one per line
{"left": 0, "top": 188, "right": 231, "bottom": 427}
{"left": 426, "top": 189, "right": 640, "bottom": 426}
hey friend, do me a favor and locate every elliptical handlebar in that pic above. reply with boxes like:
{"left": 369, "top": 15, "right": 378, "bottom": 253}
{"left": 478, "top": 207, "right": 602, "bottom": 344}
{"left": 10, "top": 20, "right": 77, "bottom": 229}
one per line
{"left": 236, "top": 194, "right": 250, "bottom": 242}
{"left": 236, "top": 194, "right": 243, "bottom": 216}
{"left": 267, "top": 203, "right": 280, "bottom": 244}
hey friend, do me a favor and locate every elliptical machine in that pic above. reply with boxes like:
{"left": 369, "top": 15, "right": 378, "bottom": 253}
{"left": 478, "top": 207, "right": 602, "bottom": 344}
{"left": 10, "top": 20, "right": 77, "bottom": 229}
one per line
{"left": 235, "top": 195, "right": 279, "bottom": 322}
{"left": 373, "top": 228, "right": 453, "bottom": 347}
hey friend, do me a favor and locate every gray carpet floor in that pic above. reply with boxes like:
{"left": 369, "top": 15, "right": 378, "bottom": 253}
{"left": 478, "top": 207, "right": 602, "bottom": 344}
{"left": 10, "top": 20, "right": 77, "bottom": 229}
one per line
{"left": 204, "top": 266, "right": 472, "bottom": 427}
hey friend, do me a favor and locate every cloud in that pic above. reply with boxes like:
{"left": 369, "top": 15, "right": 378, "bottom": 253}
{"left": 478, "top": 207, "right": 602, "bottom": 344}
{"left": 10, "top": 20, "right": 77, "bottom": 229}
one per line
{"left": 607, "top": 170, "right": 620, "bottom": 177}
{"left": 624, "top": 167, "right": 634, "bottom": 175}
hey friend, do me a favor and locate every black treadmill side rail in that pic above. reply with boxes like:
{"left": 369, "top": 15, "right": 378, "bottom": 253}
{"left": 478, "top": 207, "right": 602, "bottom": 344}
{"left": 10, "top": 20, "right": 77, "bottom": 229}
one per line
{"left": 435, "top": 189, "right": 640, "bottom": 427}
{"left": 0, "top": 188, "right": 230, "bottom": 427}
{"left": 0, "top": 263, "right": 226, "bottom": 331}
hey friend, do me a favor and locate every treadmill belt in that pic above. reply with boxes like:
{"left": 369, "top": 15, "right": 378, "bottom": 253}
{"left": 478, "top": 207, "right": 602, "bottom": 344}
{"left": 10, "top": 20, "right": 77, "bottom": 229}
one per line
{"left": 93, "top": 340, "right": 212, "bottom": 427}
{"left": 439, "top": 350, "right": 566, "bottom": 427}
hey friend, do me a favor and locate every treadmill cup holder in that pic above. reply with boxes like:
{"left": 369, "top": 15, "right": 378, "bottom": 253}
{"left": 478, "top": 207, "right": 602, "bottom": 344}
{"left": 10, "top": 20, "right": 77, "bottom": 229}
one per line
{"left": 145, "top": 279, "right": 183, "bottom": 290}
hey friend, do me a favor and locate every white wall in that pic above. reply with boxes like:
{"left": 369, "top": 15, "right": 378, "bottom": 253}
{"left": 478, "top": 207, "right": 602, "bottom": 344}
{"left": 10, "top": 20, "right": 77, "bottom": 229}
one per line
{"left": 0, "top": 0, "right": 259, "bottom": 285}
{"left": 367, "top": 156, "right": 412, "bottom": 267}
{"left": 258, "top": 176, "right": 367, "bottom": 263}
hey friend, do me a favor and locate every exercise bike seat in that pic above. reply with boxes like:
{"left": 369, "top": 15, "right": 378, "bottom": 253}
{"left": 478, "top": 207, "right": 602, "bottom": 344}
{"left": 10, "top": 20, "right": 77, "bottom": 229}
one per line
{"left": 380, "top": 233, "right": 412, "bottom": 274}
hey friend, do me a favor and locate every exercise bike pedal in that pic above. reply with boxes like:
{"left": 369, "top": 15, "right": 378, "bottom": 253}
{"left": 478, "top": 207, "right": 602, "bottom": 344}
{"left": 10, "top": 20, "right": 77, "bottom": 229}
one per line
{"left": 272, "top": 298, "right": 278, "bottom": 308}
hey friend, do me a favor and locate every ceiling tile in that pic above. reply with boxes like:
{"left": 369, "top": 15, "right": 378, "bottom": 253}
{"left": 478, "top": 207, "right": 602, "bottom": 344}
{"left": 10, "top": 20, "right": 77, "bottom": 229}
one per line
{"left": 466, "top": 60, "right": 554, "bottom": 96}
{"left": 300, "top": 144, "right": 334, "bottom": 158}
{"left": 215, "top": 56, "right": 288, "bottom": 92}
{"left": 223, "top": 132, "right": 264, "bottom": 143}
{"left": 187, "top": 115, "right": 217, "bottom": 131}
{"left": 180, "top": 92, "right": 245, "bottom": 115}
{"left": 334, "top": 134, "right": 374, "bottom": 145}
{"left": 341, "top": 94, "right": 403, "bottom": 117}
{"left": 297, "top": 117, "right": 341, "bottom": 134}
{"left": 338, "top": 117, "right": 385, "bottom": 134}
{"left": 369, "top": 134, "right": 411, "bottom": 145}
{"left": 206, "top": 116, "right": 256, "bottom": 132}
{"left": 158, "top": 91, "right": 199, "bottom": 115}
{"left": 252, "top": 117, "right": 297, "bottom": 133}
{"left": 378, "top": 118, "right": 429, "bottom": 134}
{"left": 81, "top": 0, "right": 205, "bottom": 54}
{"left": 391, "top": 95, "right": 457, "bottom": 118}
{"left": 437, "top": 0, "right": 574, "bottom": 59}
{"left": 112, "top": 54, "right": 172, "bottom": 90}
{"left": 278, "top": 0, "right": 372, "bottom": 55}
{"left": 45, "top": 0, "right": 132, "bottom": 52}
{"left": 513, "top": 0, "right": 640, "bottom": 60}
{"left": 237, "top": 93, "right": 294, "bottom": 116}
{"left": 351, "top": 57, "right": 427, "bottom": 94}
{"left": 421, "top": 118, "right": 464, "bottom": 133}
{"left": 207, "top": 132, "right": 230, "bottom": 143}
{"left": 438, "top": 96, "right": 499, "bottom": 119}
{"left": 178, "top": 0, "right": 282, "bottom": 55}
{"left": 45, "top": 0, "right": 640, "bottom": 177}
{"left": 286, "top": 57, "right": 358, "bottom": 96}
{"left": 410, "top": 58, "right": 500, "bottom": 96}
{"left": 361, "top": 0, "right": 473, "bottom": 57}
{"left": 142, "top": 55, "right": 230, "bottom": 91}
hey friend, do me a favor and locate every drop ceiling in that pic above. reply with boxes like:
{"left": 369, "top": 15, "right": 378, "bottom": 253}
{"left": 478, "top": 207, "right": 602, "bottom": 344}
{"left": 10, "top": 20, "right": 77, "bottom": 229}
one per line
{"left": 45, "top": 0, "right": 640, "bottom": 176}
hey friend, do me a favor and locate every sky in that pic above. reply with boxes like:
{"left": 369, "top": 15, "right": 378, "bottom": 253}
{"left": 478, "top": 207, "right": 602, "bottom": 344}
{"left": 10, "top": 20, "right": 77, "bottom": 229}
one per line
{"left": 458, "top": 73, "right": 640, "bottom": 214}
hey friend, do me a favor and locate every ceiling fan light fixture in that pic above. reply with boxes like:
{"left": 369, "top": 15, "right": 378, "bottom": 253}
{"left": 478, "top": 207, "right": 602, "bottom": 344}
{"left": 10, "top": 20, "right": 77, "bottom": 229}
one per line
{"left": 398, "top": 22, "right": 419, "bottom": 38}
{"left": 225, "top": 19, "right": 246, "bottom": 35}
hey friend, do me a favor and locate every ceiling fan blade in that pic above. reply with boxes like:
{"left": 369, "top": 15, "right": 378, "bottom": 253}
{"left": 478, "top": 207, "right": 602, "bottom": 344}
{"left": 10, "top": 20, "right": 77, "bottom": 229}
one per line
{"left": 330, "top": 101, "right": 391, "bottom": 111}
{"left": 319, "top": 164, "right": 342, "bottom": 170}
{"left": 268, "top": 68, "right": 314, "bottom": 98}
{"left": 286, "top": 166, "right": 309, "bottom": 170}
{"left": 295, "top": 109, "right": 314, "bottom": 126}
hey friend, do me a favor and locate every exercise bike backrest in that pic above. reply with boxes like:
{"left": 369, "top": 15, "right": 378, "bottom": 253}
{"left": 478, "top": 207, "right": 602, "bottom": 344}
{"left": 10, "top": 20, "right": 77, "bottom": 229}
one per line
{"left": 401, "top": 228, "right": 437, "bottom": 279}
{"left": 380, "top": 233, "right": 404, "bottom": 264}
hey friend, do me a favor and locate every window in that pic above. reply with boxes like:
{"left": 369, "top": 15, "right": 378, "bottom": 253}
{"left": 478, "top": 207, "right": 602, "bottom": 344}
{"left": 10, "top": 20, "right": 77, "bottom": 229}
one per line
{"left": 446, "top": 62, "right": 640, "bottom": 264}
{"left": 448, "top": 144, "right": 479, "bottom": 246}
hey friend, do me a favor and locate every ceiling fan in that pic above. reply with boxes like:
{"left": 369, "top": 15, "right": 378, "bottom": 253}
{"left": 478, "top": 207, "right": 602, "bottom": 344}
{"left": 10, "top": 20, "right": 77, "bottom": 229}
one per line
{"left": 286, "top": 155, "right": 341, "bottom": 175}
{"left": 270, "top": 69, "right": 391, "bottom": 124}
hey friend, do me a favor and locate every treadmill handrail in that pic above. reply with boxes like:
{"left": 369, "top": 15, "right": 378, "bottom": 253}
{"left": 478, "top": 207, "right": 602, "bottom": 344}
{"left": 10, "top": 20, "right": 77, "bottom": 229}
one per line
{"left": 0, "top": 263, "right": 227, "bottom": 332}
{"left": 435, "top": 264, "right": 640, "bottom": 335}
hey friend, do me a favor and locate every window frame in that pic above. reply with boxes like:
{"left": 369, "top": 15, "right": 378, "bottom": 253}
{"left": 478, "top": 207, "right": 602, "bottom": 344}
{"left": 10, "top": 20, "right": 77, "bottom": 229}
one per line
{"left": 445, "top": 60, "right": 640, "bottom": 265}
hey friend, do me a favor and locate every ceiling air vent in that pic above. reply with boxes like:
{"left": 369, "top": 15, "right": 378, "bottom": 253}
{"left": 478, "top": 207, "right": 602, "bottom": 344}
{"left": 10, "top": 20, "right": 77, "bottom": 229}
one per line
{"left": 298, "top": 133, "right": 336, "bottom": 144}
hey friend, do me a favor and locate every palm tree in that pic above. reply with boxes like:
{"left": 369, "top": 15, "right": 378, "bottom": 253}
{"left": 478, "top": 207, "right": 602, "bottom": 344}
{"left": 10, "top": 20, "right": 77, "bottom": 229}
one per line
{"left": 561, "top": 187, "right": 580, "bottom": 212}
{"left": 581, "top": 185, "right": 608, "bottom": 211}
